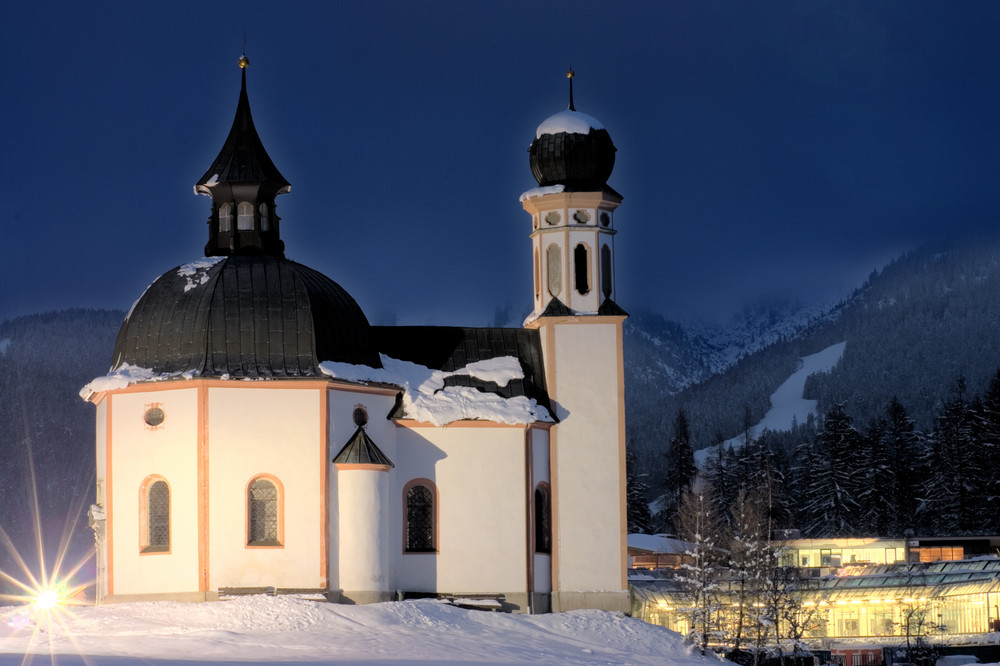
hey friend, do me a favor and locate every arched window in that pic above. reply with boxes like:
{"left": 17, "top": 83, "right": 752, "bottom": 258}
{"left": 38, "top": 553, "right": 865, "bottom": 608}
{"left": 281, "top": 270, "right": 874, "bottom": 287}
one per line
{"left": 404, "top": 480, "right": 437, "bottom": 553}
{"left": 237, "top": 201, "right": 254, "bottom": 230}
{"left": 141, "top": 477, "right": 170, "bottom": 553}
{"left": 259, "top": 203, "right": 270, "bottom": 231}
{"left": 247, "top": 477, "right": 282, "bottom": 546}
{"left": 218, "top": 202, "right": 232, "bottom": 232}
{"left": 574, "top": 243, "right": 590, "bottom": 295}
{"left": 534, "top": 483, "right": 551, "bottom": 554}
{"left": 546, "top": 244, "right": 561, "bottom": 298}
{"left": 601, "top": 244, "right": 612, "bottom": 299}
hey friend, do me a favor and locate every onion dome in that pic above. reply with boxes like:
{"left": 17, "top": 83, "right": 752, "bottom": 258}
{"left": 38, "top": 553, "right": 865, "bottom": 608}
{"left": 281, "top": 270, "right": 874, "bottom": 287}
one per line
{"left": 528, "top": 70, "right": 616, "bottom": 190}
{"left": 110, "top": 255, "right": 381, "bottom": 378}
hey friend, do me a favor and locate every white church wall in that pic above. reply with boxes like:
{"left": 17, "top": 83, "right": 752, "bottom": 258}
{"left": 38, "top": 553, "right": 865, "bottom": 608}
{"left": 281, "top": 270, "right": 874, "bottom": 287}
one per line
{"left": 327, "top": 387, "right": 398, "bottom": 599}
{"left": 545, "top": 321, "right": 627, "bottom": 610}
{"left": 336, "top": 468, "right": 390, "bottom": 602}
{"left": 206, "top": 385, "right": 323, "bottom": 591}
{"left": 393, "top": 424, "right": 528, "bottom": 598}
{"left": 107, "top": 387, "right": 201, "bottom": 595}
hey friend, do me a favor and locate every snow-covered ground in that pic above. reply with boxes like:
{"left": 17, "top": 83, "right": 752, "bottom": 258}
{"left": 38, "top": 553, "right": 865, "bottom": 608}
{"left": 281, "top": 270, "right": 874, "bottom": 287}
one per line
{"left": 696, "top": 341, "right": 846, "bottom": 466}
{"left": 0, "top": 595, "right": 716, "bottom": 665}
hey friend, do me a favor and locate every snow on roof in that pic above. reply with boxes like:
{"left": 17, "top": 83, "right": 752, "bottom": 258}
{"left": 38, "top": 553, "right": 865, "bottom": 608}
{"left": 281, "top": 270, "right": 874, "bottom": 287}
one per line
{"left": 628, "top": 533, "right": 695, "bottom": 555}
{"left": 0, "top": 595, "right": 710, "bottom": 665}
{"left": 79, "top": 363, "right": 194, "bottom": 399}
{"left": 519, "top": 184, "right": 565, "bottom": 202}
{"left": 177, "top": 256, "right": 224, "bottom": 292}
{"left": 320, "top": 354, "right": 554, "bottom": 426}
{"left": 535, "top": 109, "right": 604, "bottom": 138}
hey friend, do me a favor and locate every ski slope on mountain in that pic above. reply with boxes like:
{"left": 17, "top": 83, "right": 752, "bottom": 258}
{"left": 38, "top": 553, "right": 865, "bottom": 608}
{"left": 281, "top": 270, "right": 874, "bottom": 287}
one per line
{"left": 696, "top": 341, "right": 846, "bottom": 465}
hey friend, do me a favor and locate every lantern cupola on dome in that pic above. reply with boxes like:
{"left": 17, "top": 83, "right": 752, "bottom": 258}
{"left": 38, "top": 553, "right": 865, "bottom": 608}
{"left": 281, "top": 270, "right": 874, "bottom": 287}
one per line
{"left": 195, "top": 54, "right": 291, "bottom": 257}
{"left": 528, "top": 70, "right": 617, "bottom": 192}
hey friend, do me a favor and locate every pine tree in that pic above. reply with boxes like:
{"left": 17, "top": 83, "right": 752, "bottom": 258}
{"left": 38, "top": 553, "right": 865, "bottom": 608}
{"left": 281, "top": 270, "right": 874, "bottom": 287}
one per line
{"left": 626, "top": 448, "right": 653, "bottom": 534}
{"left": 798, "top": 404, "right": 861, "bottom": 536}
{"left": 659, "top": 408, "right": 696, "bottom": 532}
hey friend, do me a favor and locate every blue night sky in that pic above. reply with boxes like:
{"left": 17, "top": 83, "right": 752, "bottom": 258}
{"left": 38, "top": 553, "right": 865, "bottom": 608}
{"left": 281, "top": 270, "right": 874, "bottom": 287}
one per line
{"left": 2, "top": 2, "right": 998, "bottom": 327}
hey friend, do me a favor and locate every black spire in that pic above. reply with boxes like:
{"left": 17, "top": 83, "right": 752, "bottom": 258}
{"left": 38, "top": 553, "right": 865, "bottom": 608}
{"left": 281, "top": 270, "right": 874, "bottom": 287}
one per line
{"left": 195, "top": 55, "right": 290, "bottom": 257}
{"left": 567, "top": 67, "right": 575, "bottom": 111}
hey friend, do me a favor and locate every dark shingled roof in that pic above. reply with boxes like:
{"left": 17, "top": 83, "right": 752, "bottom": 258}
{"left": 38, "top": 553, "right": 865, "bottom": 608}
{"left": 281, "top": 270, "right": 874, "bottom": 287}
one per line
{"left": 111, "top": 255, "right": 381, "bottom": 377}
{"left": 371, "top": 325, "right": 552, "bottom": 416}
{"left": 195, "top": 68, "right": 289, "bottom": 191}
{"left": 333, "top": 427, "right": 394, "bottom": 467}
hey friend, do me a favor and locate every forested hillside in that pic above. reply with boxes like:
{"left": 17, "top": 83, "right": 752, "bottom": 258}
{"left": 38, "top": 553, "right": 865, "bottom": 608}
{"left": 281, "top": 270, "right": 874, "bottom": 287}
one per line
{"left": 0, "top": 309, "right": 122, "bottom": 591}
{"left": 631, "top": 236, "right": 1000, "bottom": 469}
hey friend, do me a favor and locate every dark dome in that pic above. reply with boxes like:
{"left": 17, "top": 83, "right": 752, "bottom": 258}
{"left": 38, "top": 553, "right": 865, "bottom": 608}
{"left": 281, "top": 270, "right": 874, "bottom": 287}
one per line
{"left": 111, "top": 255, "right": 381, "bottom": 378}
{"left": 529, "top": 109, "right": 616, "bottom": 189}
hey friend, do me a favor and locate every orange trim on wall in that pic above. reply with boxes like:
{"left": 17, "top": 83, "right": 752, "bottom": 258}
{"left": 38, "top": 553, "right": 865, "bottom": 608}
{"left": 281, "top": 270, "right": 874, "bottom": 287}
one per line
{"left": 401, "top": 478, "right": 439, "bottom": 555}
{"left": 320, "top": 388, "right": 329, "bottom": 590}
{"left": 105, "top": 396, "right": 114, "bottom": 597}
{"left": 335, "top": 463, "right": 392, "bottom": 471}
{"left": 197, "top": 385, "right": 209, "bottom": 592}
{"left": 244, "top": 473, "right": 286, "bottom": 549}
{"left": 616, "top": 320, "right": 628, "bottom": 590}
{"left": 541, "top": 324, "right": 560, "bottom": 592}
{"left": 525, "top": 429, "right": 534, "bottom": 598}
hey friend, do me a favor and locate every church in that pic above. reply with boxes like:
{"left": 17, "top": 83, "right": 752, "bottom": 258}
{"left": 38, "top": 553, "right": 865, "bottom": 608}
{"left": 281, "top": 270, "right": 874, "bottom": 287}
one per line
{"left": 82, "top": 56, "right": 628, "bottom": 614}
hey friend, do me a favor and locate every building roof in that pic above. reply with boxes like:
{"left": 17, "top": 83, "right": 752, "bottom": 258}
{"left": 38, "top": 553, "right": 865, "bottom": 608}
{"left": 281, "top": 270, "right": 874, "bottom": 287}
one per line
{"left": 111, "top": 255, "right": 381, "bottom": 377}
{"left": 333, "top": 427, "right": 394, "bottom": 467}
{"left": 371, "top": 325, "right": 552, "bottom": 416}
{"left": 195, "top": 65, "right": 289, "bottom": 195}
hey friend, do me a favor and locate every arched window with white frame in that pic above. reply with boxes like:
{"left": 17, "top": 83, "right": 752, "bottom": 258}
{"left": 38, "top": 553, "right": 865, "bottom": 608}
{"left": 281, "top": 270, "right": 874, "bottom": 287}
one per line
{"left": 237, "top": 201, "right": 254, "bottom": 230}
{"left": 218, "top": 202, "right": 232, "bottom": 232}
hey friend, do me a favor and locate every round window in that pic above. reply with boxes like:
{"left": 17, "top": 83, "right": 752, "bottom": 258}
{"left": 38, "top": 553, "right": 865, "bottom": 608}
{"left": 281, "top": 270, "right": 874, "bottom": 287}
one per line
{"left": 144, "top": 407, "right": 165, "bottom": 427}
{"left": 545, "top": 212, "right": 561, "bottom": 225}
{"left": 352, "top": 405, "right": 369, "bottom": 427}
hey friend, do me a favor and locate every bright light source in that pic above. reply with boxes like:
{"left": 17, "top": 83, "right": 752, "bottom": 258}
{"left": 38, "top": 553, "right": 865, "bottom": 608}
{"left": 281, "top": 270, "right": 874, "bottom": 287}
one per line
{"left": 32, "top": 584, "right": 67, "bottom": 613}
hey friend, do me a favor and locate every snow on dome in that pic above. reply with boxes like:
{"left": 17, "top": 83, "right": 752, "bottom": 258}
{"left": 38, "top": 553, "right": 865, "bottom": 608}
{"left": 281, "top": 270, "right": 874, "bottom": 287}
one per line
{"left": 319, "top": 354, "right": 553, "bottom": 426}
{"left": 80, "top": 363, "right": 163, "bottom": 398}
{"left": 519, "top": 184, "right": 565, "bottom": 202}
{"left": 177, "top": 256, "right": 225, "bottom": 292}
{"left": 535, "top": 109, "right": 603, "bottom": 139}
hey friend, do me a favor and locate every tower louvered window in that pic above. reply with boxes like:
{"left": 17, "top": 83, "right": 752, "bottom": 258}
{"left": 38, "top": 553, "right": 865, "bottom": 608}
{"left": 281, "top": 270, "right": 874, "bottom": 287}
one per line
{"left": 248, "top": 478, "right": 280, "bottom": 546}
{"left": 405, "top": 484, "right": 435, "bottom": 552}
{"left": 146, "top": 480, "right": 170, "bottom": 552}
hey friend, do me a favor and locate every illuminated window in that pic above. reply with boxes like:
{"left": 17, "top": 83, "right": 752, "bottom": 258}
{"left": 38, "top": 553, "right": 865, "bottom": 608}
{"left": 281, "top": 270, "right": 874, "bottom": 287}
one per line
{"left": 404, "top": 480, "right": 436, "bottom": 553}
{"left": 237, "top": 201, "right": 254, "bottom": 230}
{"left": 141, "top": 478, "right": 170, "bottom": 553}
{"left": 219, "top": 202, "right": 232, "bottom": 232}
{"left": 534, "top": 483, "right": 551, "bottom": 554}
{"left": 247, "top": 477, "right": 281, "bottom": 546}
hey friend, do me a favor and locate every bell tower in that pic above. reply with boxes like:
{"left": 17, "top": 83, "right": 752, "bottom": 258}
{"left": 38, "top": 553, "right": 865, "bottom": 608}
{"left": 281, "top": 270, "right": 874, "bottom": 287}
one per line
{"left": 522, "top": 70, "right": 623, "bottom": 319}
{"left": 522, "top": 71, "right": 629, "bottom": 613}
